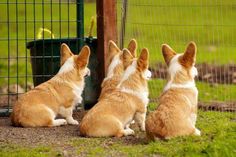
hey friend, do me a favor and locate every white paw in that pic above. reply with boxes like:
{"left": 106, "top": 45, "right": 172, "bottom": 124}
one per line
{"left": 131, "top": 120, "right": 135, "bottom": 124}
{"left": 53, "top": 119, "right": 67, "bottom": 126}
{"left": 123, "top": 128, "right": 135, "bottom": 136}
{"left": 140, "top": 125, "right": 146, "bottom": 132}
{"left": 67, "top": 119, "right": 79, "bottom": 125}
{"left": 194, "top": 128, "right": 201, "bottom": 136}
{"left": 125, "top": 124, "right": 131, "bottom": 129}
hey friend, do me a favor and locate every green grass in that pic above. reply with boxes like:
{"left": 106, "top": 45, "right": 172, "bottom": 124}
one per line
{"left": 0, "top": 145, "right": 58, "bottom": 157}
{"left": 119, "top": 0, "right": 236, "bottom": 65}
{"left": 1, "top": 111, "right": 235, "bottom": 157}
{"left": 149, "top": 78, "right": 236, "bottom": 102}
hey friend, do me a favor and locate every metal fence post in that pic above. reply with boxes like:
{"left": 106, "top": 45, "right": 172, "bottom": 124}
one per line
{"left": 77, "top": 0, "right": 84, "bottom": 50}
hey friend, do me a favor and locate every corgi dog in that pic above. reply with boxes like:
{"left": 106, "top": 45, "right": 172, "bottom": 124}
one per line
{"left": 145, "top": 42, "right": 200, "bottom": 140}
{"left": 99, "top": 39, "right": 137, "bottom": 100}
{"left": 79, "top": 48, "right": 151, "bottom": 137}
{"left": 11, "top": 44, "right": 90, "bottom": 127}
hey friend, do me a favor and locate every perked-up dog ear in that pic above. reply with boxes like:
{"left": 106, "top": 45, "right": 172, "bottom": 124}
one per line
{"left": 76, "top": 45, "right": 91, "bottom": 68}
{"left": 122, "top": 48, "right": 134, "bottom": 69}
{"left": 127, "top": 39, "right": 137, "bottom": 57}
{"left": 108, "top": 40, "right": 120, "bottom": 56}
{"left": 162, "top": 44, "right": 176, "bottom": 65}
{"left": 137, "top": 48, "right": 149, "bottom": 71}
{"left": 179, "top": 41, "right": 197, "bottom": 68}
{"left": 106, "top": 40, "right": 121, "bottom": 67}
{"left": 60, "top": 43, "right": 73, "bottom": 66}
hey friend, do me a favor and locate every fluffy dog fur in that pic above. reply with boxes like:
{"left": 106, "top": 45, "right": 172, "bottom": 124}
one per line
{"left": 79, "top": 48, "right": 151, "bottom": 137}
{"left": 99, "top": 39, "right": 137, "bottom": 100}
{"left": 145, "top": 42, "right": 200, "bottom": 140}
{"left": 11, "top": 44, "right": 90, "bottom": 127}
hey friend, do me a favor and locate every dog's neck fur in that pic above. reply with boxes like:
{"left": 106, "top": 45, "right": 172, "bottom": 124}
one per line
{"left": 163, "top": 54, "right": 198, "bottom": 94}
{"left": 100, "top": 54, "right": 123, "bottom": 97}
{"left": 117, "top": 60, "right": 149, "bottom": 106}
{"left": 103, "top": 54, "right": 122, "bottom": 82}
{"left": 50, "top": 57, "right": 85, "bottom": 105}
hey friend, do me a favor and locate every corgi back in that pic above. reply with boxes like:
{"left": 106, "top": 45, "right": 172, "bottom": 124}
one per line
{"left": 146, "top": 42, "right": 200, "bottom": 140}
{"left": 11, "top": 44, "right": 90, "bottom": 127}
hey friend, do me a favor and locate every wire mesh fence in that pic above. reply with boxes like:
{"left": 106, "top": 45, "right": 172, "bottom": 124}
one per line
{"left": 0, "top": 0, "right": 97, "bottom": 116}
{"left": 0, "top": 0, "right": 235, "bottom": 116}
{"left": 117, "top": 0, "right": 236, "bottom": 112}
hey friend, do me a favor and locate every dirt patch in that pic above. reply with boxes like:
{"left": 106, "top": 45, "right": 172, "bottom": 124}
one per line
{"left": 198, "top": 102, "right": 236, "bottom": 112}
{"left": 0, "top": 111, "right": 87, "bottom": 146}
{"left": 0, "top": 110, "right": 145, "bottom": 156}
{"left": 150, "top": 63, "right": 236, "bottom": 84}
{"left": 0, "top": 95, "right": 17, "bottom": 109}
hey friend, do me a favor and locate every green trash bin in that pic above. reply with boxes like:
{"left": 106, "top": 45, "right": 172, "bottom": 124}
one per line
{"left": 26, "top": 37, "right": 99, "bottom": 109}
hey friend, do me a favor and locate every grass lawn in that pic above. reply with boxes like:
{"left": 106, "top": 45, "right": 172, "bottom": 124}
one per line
{"left": 149, "top": 78, "right": 236, "bottom": 103}
{"left": 0, "top": 110, "right": 235, "bottom": 157}
{"left": 0, "top": 1, "right": 235, "bottom": 156}
{"left": 119, "top": 0, "right": 236, "bottom": 65}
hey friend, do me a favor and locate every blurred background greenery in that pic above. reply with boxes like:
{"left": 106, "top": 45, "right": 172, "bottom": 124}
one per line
{"left": 0, "top": 0, "right": 235, "bottom": 103}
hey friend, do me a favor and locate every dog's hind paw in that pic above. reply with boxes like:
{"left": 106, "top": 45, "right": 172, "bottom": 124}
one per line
{"left": 123, "top": 128, "right": 135, "bottom": 136}
{"left": 194, "top": 128, "right": 201, "bottom": 136}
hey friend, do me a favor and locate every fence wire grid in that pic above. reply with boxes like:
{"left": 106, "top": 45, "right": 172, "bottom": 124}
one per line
{"left": 0, "top": 0, "right": 235, "bottom": 116}
{"left": 0, "top": 0, "right": 95, "bottom": 116}
{"left": 117, "top": 0, "right": 236, "bottom": 112}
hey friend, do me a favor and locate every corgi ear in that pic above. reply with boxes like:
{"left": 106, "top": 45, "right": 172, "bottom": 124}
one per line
{"left": 76, "top": 45, "right": 90, "bottom": 68}
{"left": 108, "top": 40, "right": 120, "bottom": 55}
{"left": 179, "top": 41, "right": 197, "bottom": 68}
{"left": 107, "top": 40, "right": 121, "bottom": 66}
{"left": 137, "top": 48, "right": 149, "bottom": 71}
{"left": 122, "top": 48, "right": 134, "bottom": 69}
{"left": 127, "top": 39, "right": 137, "bottom": 57}
{"left": 60, "top": 43, "right": 73, "bottom": 66}
{"left": 162, "top": 44, "right": 176, "bottom": 65}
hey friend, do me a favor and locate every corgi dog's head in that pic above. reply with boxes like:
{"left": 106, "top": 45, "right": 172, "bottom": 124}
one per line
{"left": 58, "top": 43, "right": 90, "bottom": 82}
{"left": 100, "top": 40, "right": 137, "bottom": 90}
{"left": 117, "top": 48, "right": 151, "bottom": 104}
{"left": 99, "top": 40, "right": 137, "bottom": 99}
{"left": 162, "top": 42, "right": 198, "bottom": 91}
{"left": 105, "top": 39, "right": 137, "bottom": 80}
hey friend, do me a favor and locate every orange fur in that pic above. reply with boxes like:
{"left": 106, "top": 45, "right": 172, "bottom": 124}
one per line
{"left": 11, "top": 44, "right": 90, "bottom": 127}
{"left": 79, "top": 48, "right": 150, "bottom": 137}
{"left": 146, "top": 42, "right": 200, "bottom": 140}
{"left": 99, "top": 40, "right": 137, "bottom": 100}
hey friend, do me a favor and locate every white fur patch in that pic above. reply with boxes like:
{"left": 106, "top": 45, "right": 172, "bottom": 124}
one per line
{"left": 191, "top": 66, "right": 198, "bottom": 77}
{"left": 58, "top": 57, "right": 74, "bottom": 74}
{"left": 45, "top": 105, "right": 56, "bottom": 119}
{"left": 164, "top": 81, "right": 197, "bottom": 91}
{"left": 190, "top": 113, "right": 197, "bottom": 126}
{"left": 120, "top": 87, "right": 149, "bottom": 106}
{"left": 72, "top": 83, "right": 84, "bottom": 105}
{"left": 164, "top": 54, "right": 198, "bottom": 93}
{"left": 59, "top": 106, "right": 72, "bottom": 117}
{"left": 117, "top": 60, "right": 137, "bottom": 88}
{"left": 52, "top": 77, "right": 84, "bottom": 106}
{"left": 104, "top": 54, "right": 121, "bottom": 81}
{"left": 168, "top": 54, "right": 182, "bottom": 80}
{"left": 143, "top": 69, "right": 152, "bottom": 80}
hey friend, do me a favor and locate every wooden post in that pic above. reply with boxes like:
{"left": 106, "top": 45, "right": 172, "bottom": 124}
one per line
{"left": 96, "top": 0, "right": 117, "bottom": 86}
